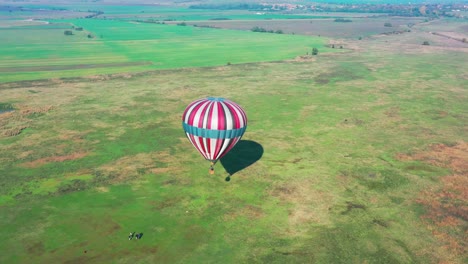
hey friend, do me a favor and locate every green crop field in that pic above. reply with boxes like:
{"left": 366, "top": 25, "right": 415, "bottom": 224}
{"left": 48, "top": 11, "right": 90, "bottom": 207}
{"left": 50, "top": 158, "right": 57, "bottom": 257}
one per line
{"left": 0, "top": 19, "right": 334, "bottom": 83}
{"left": 0, "top": 4, "right": 467, "bottom": 263}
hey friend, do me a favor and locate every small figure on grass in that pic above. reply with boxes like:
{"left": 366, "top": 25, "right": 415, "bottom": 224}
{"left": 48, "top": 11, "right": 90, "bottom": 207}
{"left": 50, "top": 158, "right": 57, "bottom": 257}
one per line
{"left": 135, "top": 233, "right": 144, "bottom": 240}
{"left": 129, "top": 232, "right": 135, "bottom": 240}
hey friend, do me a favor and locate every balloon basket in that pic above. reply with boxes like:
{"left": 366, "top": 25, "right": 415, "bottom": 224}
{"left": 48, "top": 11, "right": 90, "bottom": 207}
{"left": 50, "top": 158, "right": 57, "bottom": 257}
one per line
{"left": 209, "top": 162, "right": 215, "bottom": 175}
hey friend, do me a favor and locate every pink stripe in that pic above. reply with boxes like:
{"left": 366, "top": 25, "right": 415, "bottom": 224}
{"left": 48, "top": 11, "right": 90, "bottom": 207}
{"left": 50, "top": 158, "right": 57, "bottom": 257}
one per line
{"left": 218, "top": 137, "right": 240, "bottom": 159}
{"left": 206, "top": 101, "right": 214, "bottom": 129}
{"left": 231, "top": 101, "right": 247, "bottom": 127}
{"left": 206, "top": 138, "right": 211, "bottom": 159}
{"left": 236, "top": 103, "right": 247, "bottom": 126}
{"left": 213, "top": 138, "right": 222, "bottom": 159}
{"left": 186, "top": 101, "right": 204, "bottom": 126}
{"left": 182, "top": 100, "right": 197, "bottom": 121}
{"left": 197, "top": 102, "right": 209, "bottom": 128}
{"left": 197, "top": 136, "right": 207, "bottom": 158}
{"left": 217, "top": 102, "right": 224, "bottom": 130}
{"left": 225, "top": 102, "right": 241, "bottom": 129}
{"left": 188, "top": 134, "right": 205, "bottom": 158}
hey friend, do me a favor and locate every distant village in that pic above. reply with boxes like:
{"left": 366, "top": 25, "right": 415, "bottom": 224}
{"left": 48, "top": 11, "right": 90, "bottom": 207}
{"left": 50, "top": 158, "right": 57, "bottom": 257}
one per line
{"left": 190, "top": 2, "right": 468, "bottom": 18}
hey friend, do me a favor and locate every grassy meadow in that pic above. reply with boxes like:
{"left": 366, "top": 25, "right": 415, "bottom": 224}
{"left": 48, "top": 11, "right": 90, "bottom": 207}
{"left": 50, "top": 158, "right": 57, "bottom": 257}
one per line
{"left": 0, "top": 5, "right": 467, "bottom": 263}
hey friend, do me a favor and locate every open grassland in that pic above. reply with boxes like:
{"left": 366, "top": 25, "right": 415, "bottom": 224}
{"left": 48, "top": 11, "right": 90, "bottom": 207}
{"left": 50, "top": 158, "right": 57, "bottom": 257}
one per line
{"left": 0, "top": 19, "right": 334, "bottom": 83}
{"left": 0, "top": 20, "right": 467, "bottom": 262}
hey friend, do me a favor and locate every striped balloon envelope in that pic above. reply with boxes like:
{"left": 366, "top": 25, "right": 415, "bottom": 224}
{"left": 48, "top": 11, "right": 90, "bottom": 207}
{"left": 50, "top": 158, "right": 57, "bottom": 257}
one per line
{"left": 182, "top": 97, "right": 247, "bottom": 174}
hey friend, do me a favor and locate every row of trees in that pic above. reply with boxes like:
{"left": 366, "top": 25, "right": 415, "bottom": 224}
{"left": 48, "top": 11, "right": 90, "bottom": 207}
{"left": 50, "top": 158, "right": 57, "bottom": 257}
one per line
{"left": 251, "top": 26, "right": 283, "bottom": 34}
{"left": 64, "top": 27, "right": 94, "bottom": 38}
{"left": 334, "top": 18, "right": 352, "bottom": 23}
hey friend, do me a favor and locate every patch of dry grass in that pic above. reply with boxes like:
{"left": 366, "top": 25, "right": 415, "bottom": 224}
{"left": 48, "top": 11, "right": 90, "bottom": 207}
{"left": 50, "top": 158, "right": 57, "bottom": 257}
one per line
{"left": 270, "top": 178, "right": 335, "bottom": 229}
{"left": 397, "top": 142, "right": 468, "bottom": 173}
{"left": 397, "top": 142, "right": 468, "bottom": 262}
{"left": 21, "top": 152, "right": 89, "bottom": 168}
{"left": 98, "top": 151, "right": 180, "bottom": 184}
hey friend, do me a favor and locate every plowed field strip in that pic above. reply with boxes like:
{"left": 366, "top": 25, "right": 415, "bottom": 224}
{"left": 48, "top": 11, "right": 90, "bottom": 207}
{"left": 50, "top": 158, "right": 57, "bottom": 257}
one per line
{"left": 0, "top": 61, "right": 152, "bottom": 72}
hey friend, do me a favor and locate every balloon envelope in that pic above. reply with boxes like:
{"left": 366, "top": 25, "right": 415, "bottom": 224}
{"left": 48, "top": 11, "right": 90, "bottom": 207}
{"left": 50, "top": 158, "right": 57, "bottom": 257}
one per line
{"left": 182, "top": 97, "right": 247, "bottom": 162}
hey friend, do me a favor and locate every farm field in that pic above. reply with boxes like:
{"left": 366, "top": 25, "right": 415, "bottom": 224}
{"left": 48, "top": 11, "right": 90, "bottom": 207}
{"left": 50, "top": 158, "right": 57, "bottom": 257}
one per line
{"left": 177, "top": 16, "right": 426, "bottom": 38}
{"left": 0, "top": 19, "right": 334, "bottom": 83}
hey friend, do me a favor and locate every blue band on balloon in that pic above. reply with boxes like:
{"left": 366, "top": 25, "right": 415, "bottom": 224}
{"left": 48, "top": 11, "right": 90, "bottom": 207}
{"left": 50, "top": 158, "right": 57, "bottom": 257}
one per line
{"left": 183, "top": 122, "right": 246, "bottom": 139}
{"left": 207, "top": 97, "right": 225, "bottom": 102}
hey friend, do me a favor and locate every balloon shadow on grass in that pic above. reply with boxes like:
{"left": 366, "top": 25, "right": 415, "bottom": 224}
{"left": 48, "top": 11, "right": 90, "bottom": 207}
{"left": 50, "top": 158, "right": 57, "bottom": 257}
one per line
{"left": 220, "top": 140, "right": 263, "bottom": 181}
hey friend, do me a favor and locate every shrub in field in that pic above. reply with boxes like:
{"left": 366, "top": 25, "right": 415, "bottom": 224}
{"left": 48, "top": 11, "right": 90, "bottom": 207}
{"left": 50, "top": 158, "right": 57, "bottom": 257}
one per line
{"left": 422, "top": 41, "right": 430, "bottom": 45}
{"left": 312, "top": 47, "right": 318, "bottom": 55}
{"left": 0, "top": 103, "right": 14, "bottom": 112}
{"left": 64, "top": 30, "right": 73, "bottom": 35}
{"left": 251, "top": 26, "right": 266, "bottom": 32}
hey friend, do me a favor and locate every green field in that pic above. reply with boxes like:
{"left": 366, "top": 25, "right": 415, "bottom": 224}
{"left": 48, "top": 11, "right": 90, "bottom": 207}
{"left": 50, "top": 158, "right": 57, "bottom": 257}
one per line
{"left": 0, "top": 4, "right": 467, "bottom": 264}
{"left": 0, "top": 19, "right": 334, "bottom": 83}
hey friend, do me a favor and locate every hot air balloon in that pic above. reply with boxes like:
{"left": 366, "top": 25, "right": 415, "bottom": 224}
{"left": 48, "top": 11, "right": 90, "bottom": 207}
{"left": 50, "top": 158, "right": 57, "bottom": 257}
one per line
{"left": 182, "top": 97, "right": 247, "bottom": 174}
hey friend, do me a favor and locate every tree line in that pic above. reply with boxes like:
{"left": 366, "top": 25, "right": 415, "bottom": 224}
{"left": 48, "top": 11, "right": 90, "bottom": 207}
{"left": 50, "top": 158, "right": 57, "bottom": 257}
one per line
{"left": 251, "top": 27, "right": 283, "bottom": 34}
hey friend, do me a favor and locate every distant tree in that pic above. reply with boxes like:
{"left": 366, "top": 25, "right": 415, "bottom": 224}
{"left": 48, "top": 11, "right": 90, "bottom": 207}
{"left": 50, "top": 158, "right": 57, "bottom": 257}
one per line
{"left": 312, "top": 48, "right": 318, "bottom": 55}
{"left": 177, "top": 22, "right": 187, "bottom": 26}
{"left": 210, "top": 17, "right": 230, "bottom": 20}
{"left": 422, "top": 41, "right": 430, "bottom": 45}
{"left": 275, "top": 29, "right": 283, "bottom": 34}
{"left": 87, "top": 34, "right": 94, "bottom": 38}
{"left": 251, "top": 26, "right": 266, "bottom": 32}
{"left": 75, "top": 27, "right": 83, "bottom": 31}
{"left": 384, "top": 22, "right": 392, "bottom": 27}
{"left": 64, "top": 30, "right": 73, "bottom": 35}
